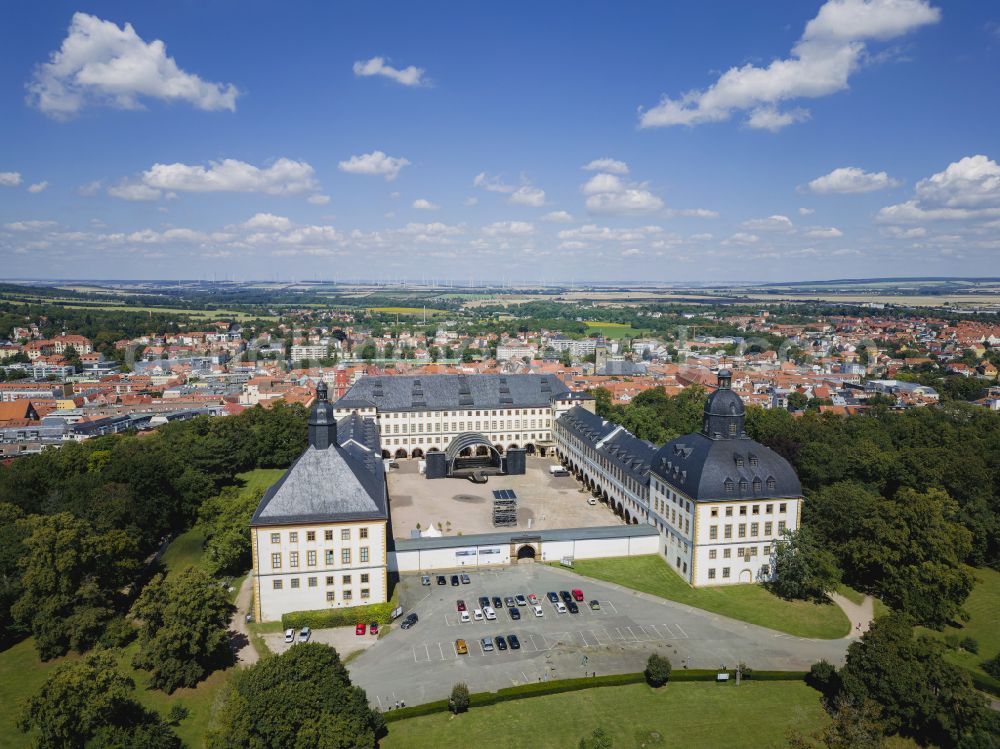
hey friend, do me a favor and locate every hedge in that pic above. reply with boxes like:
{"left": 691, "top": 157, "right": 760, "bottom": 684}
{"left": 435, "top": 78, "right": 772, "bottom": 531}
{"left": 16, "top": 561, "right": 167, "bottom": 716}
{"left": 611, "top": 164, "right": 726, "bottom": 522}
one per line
{"left": 281, "top": 600, "right": 396, "bottom": 630}
{"left": 381, "top": 670, "right": 805, "bottom": 723}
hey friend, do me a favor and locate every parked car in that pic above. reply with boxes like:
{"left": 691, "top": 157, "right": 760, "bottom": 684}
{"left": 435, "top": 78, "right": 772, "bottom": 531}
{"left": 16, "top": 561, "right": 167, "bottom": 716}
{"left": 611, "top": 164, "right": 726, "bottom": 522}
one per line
{"left": 298, "top": 627, "right": 311, "bottom": 643}
{"left": 567, "top": 600, "right": 579, "bottom": 614}
{"left": 555, "top": 601, "right": 568, "bottom": 614}
{"left": 546, "top": 591, "right": 559, "bottom": 603}
{"left": 483, "top": 606, "right": 497, "bottom": 620}
{"left": 492, "top": 596, "right": 503, "bottom": 609}
{"left": 283, "top": 628, "right": 295, "bottom": 644}
{"left": 401, "top": 613, "right": 418, "bottom": 629}
{"left": 481, "top": 637, "right": 494, "bottom": 652}
{"left": 527, "top": 594, "right": 539, "bottom": 605}
{"left": 450, "top": 575, "right": 460, "bottom": 586}
{"left": 514, "top": 594, "right": 527, "bottom": 607}
{"left": 589, "top": 600, "right": 601, "bottom": 610}
{"left": 421, "top": 575, "right": 431, "bottom": 586}
{"left": 532, "top": 605, "right": 544, "bottom": 618}
{"left": 473, "top": 609, "right": 484, "bottom": 621}
{"left": 436, "top": 575, "right": 447, "bottom": 585}
{"left": 494, "top": 635, "right": 508, "bottom": 651}
{"left": 478, "top": 596, "right": 491, "bottom": 610}
{"left": 460, "top": 573, "right": 471, "bottom": 584}
{"left": 504, "top": 596, "right": 516, "bottom": 608}
{"left": 369, "top": 622, "right": 379, "bottom": 635}
{"left": 456, "top": 600, "right": 467, "bottom": 612}
{"left": 571, "top": 589, "right": 585, "bottom": 602}
{"left": 587, "top": 498, "right": 598, "bottom": 506}
{"left": 507, "top": 634, "right": 521, "bottom": 650}
{"left": 460, "top": 611, "right": 471, "bottom": 623}
{"left": 355, "top": 623, "right": 367, "bottom": 635}
{"left": 560, "top": 591, "right": 572, "bottom": 602}
{"left": 455, "top": 639, "right": 468, "bottom": 655}
{"left": 508, "top": 607, "right": 521, "bottom": 621}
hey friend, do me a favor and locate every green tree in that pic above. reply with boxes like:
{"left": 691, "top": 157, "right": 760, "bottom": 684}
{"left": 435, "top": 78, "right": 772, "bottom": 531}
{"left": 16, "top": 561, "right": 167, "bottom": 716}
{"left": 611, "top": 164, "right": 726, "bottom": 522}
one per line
{"left": 198, "top": 486, "right": 264, "bottom": 576}
{"left": 644, "top": 652, "right": 672, "bottom": 687}
{"left": 788, "top": 696, "right": 886, "bottom": 749}
{"left": 17, "top": 651, "right": 180, "bottom": 749}
{"left": 12, "top": 513, "right": 138, "bottom": 659}
{"left": 787, "top": 391, "right": 809, "bottom": 411}
{"left": 206, "top": 643, "right": 382, "bottom": 748}
{"left": 0, "top": 502, "right": 27, "bottom": 642}
{"left": 579, "top": 727, "right": 613, "bottom": 749}
{"left": 449, "top": 682, "right": 470, "bottom": 714}
{"left": 429, "top": 345, "right": 440, "bottom": 362}
{"left": 360, "top": 342, "right": 377, "bottom": 363}
{"left": 443, "top": 345, "right": 453, "bottom": 360}
{"left": 130, "top": 567, "right": 233, "bottom": 693}
{"left": 770, "top": 528, "right": 842, "bottom": 602}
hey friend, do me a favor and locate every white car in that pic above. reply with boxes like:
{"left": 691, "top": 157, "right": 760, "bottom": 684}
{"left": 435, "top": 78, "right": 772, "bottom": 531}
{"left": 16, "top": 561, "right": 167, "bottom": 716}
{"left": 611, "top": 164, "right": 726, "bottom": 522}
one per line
{"left": 483, "top": 606, "right": 497, "bottom": 620}
{"left": 587, "top": 498, "right": 598, "bottom": 506}
{"left": 473, "top": 609, "right": 484, "bottom": 621}
{"left": 532, "top": 605, "right": 544, "bottom": 618}
{"left": 283, "top": 628, "right": 295, "bottom": 643}
{"left": 298, "top": 627, "right": 311, "bottom": 643}
{"left": 460, "top": 611, "right": 471, "bottom": 623}
{"left": 555, "top": 601, "right": 568, "bottom": 614}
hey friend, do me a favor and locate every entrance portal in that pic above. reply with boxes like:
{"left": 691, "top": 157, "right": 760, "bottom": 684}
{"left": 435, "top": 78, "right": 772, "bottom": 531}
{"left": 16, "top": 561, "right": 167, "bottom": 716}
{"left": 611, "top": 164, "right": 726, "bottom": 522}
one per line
{"left": 516, "top": 544, "right": 537, "bottom": 561}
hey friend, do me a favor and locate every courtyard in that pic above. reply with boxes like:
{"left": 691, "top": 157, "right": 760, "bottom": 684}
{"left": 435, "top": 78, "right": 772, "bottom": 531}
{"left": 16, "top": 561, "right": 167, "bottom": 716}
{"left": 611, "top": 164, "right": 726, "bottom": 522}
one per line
{"left": 387, "top": 456, "right": 620, "bottom": 539}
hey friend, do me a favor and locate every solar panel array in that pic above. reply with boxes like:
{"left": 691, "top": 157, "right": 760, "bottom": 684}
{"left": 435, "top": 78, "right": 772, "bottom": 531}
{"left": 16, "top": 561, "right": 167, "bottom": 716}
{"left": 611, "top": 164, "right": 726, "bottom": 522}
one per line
{"left": 492, "top": 488, "right": 517, "bottom": 527}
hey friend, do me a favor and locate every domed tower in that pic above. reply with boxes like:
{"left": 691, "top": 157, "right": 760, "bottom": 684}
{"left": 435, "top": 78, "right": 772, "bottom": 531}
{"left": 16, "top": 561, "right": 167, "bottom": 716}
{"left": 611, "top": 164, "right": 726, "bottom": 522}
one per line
{"left": 308, "top": 381, "right": 337, "bottom": 449}
{"left": 701, "top": 369, "right": 746, "bottom": 440}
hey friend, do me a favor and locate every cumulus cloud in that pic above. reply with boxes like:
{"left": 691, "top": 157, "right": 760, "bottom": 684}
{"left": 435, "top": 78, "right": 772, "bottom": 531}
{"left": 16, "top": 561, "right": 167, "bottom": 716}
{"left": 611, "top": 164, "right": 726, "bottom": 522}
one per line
{"left": 509, "top": 185, "right": 545, "bottom": 207}
{"left": 482, "top": 221, "right": 535, "bottom": 236}
{"left": 4, "top": 220, "right": 56, "bottom": 231}
{"left": 621, "top": 248, "right": 643, "bottom": 257}
{"left": 742, "top": 215, "right": 795, "bottom": 232}
{"left": 667, "top": 207, "right": 719, "bottom": 218}
{"left": 639, "top": 0, "right": 940, "bottom": 131}
{"left": 353, "top": 57, "right": 426, "bottom": 86}
{"left": 27, "top": 12, "right": 239, "bottom": 118}
{"left": 581, "top": 172, "right": 663, "bottom": 215}
{"left": 139, "top": 157, "right": 318, "bottom": 194}
{"left": 809, "top": 166, "right": 900, "bottom": 193}
{"left": 542, "top": 210, "right": 573, "bottom": 223}
{"left": 27, "top": 181, "right": 49, "bottom": 193}
{"left": 339, "top": 151, "right": 410, "bottom": 181}
{"left": 724, "top": 232, "right": 760, "bottom": 245}
{"left": 412, "top": 198, "right": 440, "bottom": 210}
{"left": 107, "top": 182, "right": 162, "bottom": 201}
{"left": 805, "top": 226, "right": 844, "bottom": 238}
{"left": 0, "top": 172, "right": 22, "bottom": 186}
{"left": 582, "top": 158, "right": 629, "bottom": 174}
{"left": 244, "top": 213, "right": 292, "bottom": 230}
{"left": 473, "top": 172, "right": 515, "bottom": 193}
{"left": 876, "top": 154, "right": 1000, "bottom": 223}
{"left": 798, "top": 207, "right": 815, "bottom": 215}
{"left": 308, "top": 194, "right": 331, "bottom": 205}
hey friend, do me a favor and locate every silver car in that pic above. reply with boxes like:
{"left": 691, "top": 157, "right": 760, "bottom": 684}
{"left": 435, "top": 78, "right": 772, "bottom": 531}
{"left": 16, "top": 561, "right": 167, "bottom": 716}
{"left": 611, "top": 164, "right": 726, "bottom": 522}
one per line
{"left": 481, "top": 637, "right": 494, "bottom": 652}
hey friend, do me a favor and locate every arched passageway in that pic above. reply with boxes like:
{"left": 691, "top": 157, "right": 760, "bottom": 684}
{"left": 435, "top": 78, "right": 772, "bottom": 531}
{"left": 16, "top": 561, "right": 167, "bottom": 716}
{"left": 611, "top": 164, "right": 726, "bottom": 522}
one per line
{"left": 394, "top": 449, "right": 408, "bottom": 459}
{"left": 516, "top": 544, "right": 537, "bottom": 560}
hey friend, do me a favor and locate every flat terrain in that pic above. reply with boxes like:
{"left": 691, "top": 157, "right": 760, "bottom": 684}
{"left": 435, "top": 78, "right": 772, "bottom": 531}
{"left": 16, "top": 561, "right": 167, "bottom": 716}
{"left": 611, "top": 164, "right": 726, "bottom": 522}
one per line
{"left": 347, "top": 565, "right": 852, "bottom": 710}
{"left": 569, "top": 555, "right": 851, "bottom": 640}
{"left": 387, "top": 457, "right": 619, "bottom": 539}
{"left": 379, "top": 681, "right": 826, "bottom": 749}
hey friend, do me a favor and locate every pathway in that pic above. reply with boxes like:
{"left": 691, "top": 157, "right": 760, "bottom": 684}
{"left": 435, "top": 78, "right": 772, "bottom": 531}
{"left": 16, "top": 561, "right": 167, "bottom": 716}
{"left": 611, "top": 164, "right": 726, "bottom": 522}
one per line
{"left": 230, "top": 574, "right": 260, "bottom": 666}
{"left": 828, "top": 591, "right": 875, "bottom": 637}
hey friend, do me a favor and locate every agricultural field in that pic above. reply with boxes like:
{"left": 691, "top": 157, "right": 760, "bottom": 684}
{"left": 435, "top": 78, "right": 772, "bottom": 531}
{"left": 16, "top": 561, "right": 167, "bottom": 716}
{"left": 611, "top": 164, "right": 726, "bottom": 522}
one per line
{"left": 583, "top": 321, "right": 652, "bottom": 339}
{"left": 369, "top": 306, "right": 452, "bottom": 316}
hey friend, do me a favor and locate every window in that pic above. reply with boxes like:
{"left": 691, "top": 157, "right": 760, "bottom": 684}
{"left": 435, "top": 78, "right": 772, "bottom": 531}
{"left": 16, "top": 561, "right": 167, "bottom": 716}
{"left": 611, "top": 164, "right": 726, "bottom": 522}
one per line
{"left": 270, "top": 533, "right": 280, "bottom": 544}
{"left": 325, "top": 530, "right": 333, "bottom": 541}
{"left": 341, "top": 529, "right": 351, "bottom": 541}
{"left": 761, "top": 565, "right": 770, "bottom": 575}
{"left": 290, "top": 578, "right": 300, "bottom": 589}
{"left": 763, "top": 546, "right": 771, "bottom": 556}
{"left": 343, "top": 590, "right": 353, "bottom": 601}
{"left": 737, "top": 547, "right": 744, "bottom": 556}
{"left": 711, "top": 506, "right": 719, "bottom": 518}
{"left": 753, "top": 478, "right": 762, "bottom": 493}
{"left": 326, "top": 591, "right": 335, "bottom": 601}
{"left": 308, "top": 577, "right": 317, "bottom": 587}
{"left": 765, "top": 522, "right": 773, "bottom": 535}
{"left": 273, "top": 579, "right": 283, "bottom": 589}
{"left": 342, "top": 548, "right": 351, "bottom": 564}
{"left": 750, "top": 523, "right": 759, "bottom": 536}
{"left": 709, "top": 525, "right": 718, "bottom": 540}
{"left": 740, "top": 505, "right": 747, "bottom": 515}
{"left": 723, "top": 548, "right": 732, "bottom": 559}
{"left": 739, "top": 479, "right": 748, "bottom": 492}
{"left": 361, "top": 573, "right": 369, "bottom": 583}
{"left": 766, "top": 504, "right": 773, "bottom": 513}
{"left": 361, "top": 588, "right": 370, "bottom": 599}
{"left": 307, "top": 531, "right": 315, "bottom": 542}
{"left": 735, "top": 456, "right": 744, "bottom": 467}
{"left": 738, "top": 524, "right": 746, "bottom": 538}
{"left": 778, "top": 521, "right": 787, "bottom": 533}
{"left": 342, "top": 574, "right": 352, "bottom": 584}
{"left": 779, "top": 503, "right": 787, "bottom": 513}
{"left": 708, "top": 568, "right": 716, "bottom": 579}
{"left": 289, "top": 551, "right": 299, "bottom": 568}
{"left": 724, "top": 478, "right": 734, "bottom": 494}
{"left": 722, "top": 567, "right": 731, "bottom": 578}
{"left": 752, "top": 505, "right": 760, "bottom": 514}
{"left": 724, "top": 525, "right": 732, "bottom": 539}
{"left": 360, "top": 528, "right": 369, "bottom": 539}
{"left": 271, "top": 553, "right": 281, "bottom": 569}
{"left": 725, "top": 507, "right": 733, "bottom": 517}
{"left": 307, "top": 550, "right": 316, "bottom": 566}
{"left": 767, "top": 477, "right": 776, "bottom": 491}
{"left": 325, "top": 550, "right": 334, "bottom": 565}
{"left": 708, "top": 549, "right": 717, "bottom": 559}
{"left": 360, "top": 547, "right": 369, "bottom": 563}
{"left": 326, "top": 576, "right": 334, "bottom": 586}
{"left": 289, "top": 532, "right": 298, "bottom": 543}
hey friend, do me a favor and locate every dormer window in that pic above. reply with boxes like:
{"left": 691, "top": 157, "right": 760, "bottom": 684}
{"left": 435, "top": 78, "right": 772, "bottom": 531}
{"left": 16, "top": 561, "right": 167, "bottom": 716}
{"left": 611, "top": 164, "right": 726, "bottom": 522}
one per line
{"left": 739, "top": 479, "right": 748, "bottom": 493}
{"left": 753, "top": 478, "right": 762, "bottom": 493}
{"left": 724, "top": 478, "right": 734, "bottom": 494}
{"left": 729, "top": 422, "right": 737, "bottom": 436}
{"left": 735, "top": 455, "right": 744, "bottom": 467}
{"left": 749, "top": 454, "right": 759, "bottom": 467}
{"left": 767, "top": 476, "right": 776, "bottom": 491}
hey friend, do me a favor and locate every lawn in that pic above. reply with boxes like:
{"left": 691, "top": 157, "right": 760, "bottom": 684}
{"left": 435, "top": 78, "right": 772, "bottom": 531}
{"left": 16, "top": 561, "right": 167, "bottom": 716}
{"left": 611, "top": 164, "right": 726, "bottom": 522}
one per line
{"left": 917, "top": 566, "right": 1000, "bottom": 682}
{"left": 568, "top": 555, "right": 851, "bottom": 639}
{"left": 583, "top": 321, "right": 651, "bottom": 339}
{"left": 234, "top": 467, "right": 287, "bottom": 495}
{"left": 380, "top": 681, "right": 827, "bottom": 749}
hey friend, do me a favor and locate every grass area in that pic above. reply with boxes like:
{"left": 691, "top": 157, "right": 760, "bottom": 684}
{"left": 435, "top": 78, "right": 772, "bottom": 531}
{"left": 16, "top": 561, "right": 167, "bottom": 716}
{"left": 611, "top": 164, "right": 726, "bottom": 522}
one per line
{"left": 582, "top": 321, "right": 651, "bottom": 339}
{"left": 835, "top": 583, "right": 866, "bottom": 606}
{"left": 568, "top": 555, "right": 851, "bottom": 639}
{"left": 162, "top": 527, "right": 211, "bottom": 573}
{"left": 0, "top": 296, "right": 276, "bottom": 321}
{"left": 917, "top": 567, "right": 1000, "bottom": 680}
{"left": 370, "top": 306, "right": 451, "bottom": 315}
{"left": 380, "top": 681, "right": 827, "bottom": 749}
{"left": 234, "top": 467, "right": 287, "bottom": 495}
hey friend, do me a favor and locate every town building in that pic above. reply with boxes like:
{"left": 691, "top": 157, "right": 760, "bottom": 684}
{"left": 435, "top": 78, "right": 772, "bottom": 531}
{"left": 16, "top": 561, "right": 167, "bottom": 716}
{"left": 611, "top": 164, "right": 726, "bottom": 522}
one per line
{"left": 250, "top": 382, "right": 389, "bottom": 622}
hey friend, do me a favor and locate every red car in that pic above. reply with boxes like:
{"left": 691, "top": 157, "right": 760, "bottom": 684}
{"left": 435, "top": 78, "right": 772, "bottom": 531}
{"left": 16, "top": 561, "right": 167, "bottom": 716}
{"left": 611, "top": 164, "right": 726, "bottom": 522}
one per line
{"left": 456, "top": 600, "right": 467, "bottom": 612}
{"left": 369, "top": 622, "right": 379, "bottom": 635}
{"left": 355, "top": 623, "right": 366, "bottom": 635}
{"left": 571, "top": 589, "right": 585, "bottom": 602}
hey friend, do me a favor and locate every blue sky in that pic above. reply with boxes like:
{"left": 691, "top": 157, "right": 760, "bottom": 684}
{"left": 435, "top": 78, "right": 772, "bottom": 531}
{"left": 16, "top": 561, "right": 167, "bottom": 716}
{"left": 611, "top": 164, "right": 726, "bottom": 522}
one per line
{"left": 1, "top": 0, "right": 999, "bottom": 282}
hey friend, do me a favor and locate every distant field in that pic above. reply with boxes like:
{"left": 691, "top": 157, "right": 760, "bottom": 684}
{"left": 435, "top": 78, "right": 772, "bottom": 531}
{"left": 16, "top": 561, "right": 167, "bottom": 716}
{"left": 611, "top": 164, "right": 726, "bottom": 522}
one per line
{"left": 583, "top": 321, "right": 652, "bottom": 339}
{"left": 369, "top": 306, "right": 452, "bottom": 316}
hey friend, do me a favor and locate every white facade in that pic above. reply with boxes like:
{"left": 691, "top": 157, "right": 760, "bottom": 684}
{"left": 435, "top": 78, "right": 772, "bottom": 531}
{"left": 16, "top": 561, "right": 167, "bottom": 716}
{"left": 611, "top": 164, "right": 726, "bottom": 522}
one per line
{"left": 253, "top": 520, "right": 388, "bottom": 622}
{"left": 496, "top": 344, "right": 536, "bottom": 361}
{"left": 547, "top": 337, "right": 596, "bottom": 357}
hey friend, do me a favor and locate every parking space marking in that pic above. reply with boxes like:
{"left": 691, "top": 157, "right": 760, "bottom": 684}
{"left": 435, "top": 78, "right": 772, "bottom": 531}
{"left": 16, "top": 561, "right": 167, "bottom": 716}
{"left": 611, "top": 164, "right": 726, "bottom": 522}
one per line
{"left": 674, "top": 623, "right": 689, "bottom": 639}
{"left": 413, "top": 644, "right": 431, "bottom": 663}
{"left": 606, "top": 600, "right": 619, "bottom": 614}
{"left": 530, "top": 634, "right": 550, "bottom": 651}
{"left": 439, "top": 642, "right": 448, "bottom": 660}
{"left": 593, "top": 628, "right": 612, "bottom": 645}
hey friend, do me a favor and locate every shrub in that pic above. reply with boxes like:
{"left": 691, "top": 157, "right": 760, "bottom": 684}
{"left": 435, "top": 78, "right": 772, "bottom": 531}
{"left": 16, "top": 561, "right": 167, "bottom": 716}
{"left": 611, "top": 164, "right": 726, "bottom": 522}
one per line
{"left": 644, "top": 653, "right": 672, "bottom": 687}
{"left": 449, "top": 683, "right": 470, "bottom": 714}
{"left": 806, "top": 660, "right": 839, "bottom": 697}
{"left": 281, "top": 600, "right": 396, "bottom": 630}
{"left": 959, "top": 636, "right": 979, "bottom": 654}
{"left": 983, "top": 653, "right": 1000, "bottom": 680}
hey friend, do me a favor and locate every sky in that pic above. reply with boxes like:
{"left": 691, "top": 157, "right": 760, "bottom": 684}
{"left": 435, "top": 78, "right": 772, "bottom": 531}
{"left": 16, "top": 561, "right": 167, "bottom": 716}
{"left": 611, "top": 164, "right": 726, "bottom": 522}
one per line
{"left": 1, "top": 0, "right": 999, "bottom": 283}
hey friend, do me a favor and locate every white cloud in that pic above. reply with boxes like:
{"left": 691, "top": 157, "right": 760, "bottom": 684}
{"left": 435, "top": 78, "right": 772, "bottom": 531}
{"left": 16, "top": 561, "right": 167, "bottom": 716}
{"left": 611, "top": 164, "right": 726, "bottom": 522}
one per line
{"left": 798, "top": 207, "right": 815, "bottom": 215}
{"left": 581, "top": 171, "right": 663, "bottom": 215}
{"left": 876, "top": 155, "right": 1000, "bottom": 223}
{"left": 509, "top": 185, "right": 545, "bottom": 207}
{"left": 581, "top": 173, "right": 625, "bottom": 195}
{"left": 141, "top": 157, "right": 317, "bottom": 194}
{"left": 108, "top": 182, "right": 161, "bottom": 201}
{"left": 0, "top": 172, "right": 22, "bottom": 186}
{"left": 809, "top": 166, "right": 900, "bottom": 193}
{"left": 244, "top": 213, "right": 292, "bottom": 231}
{"left": 742, "top": 214, "right": 795, "bottom": 232}
{"left": 805, "top": 226, "right": 844, "bottom": 238}
{"left": 27, "top": 12, "right": 239, "bottom": 118}
{"left": 667, "top": 207, "right": 719, "bottom": 218}
{"left": 4, "top": 220, "right": 56, "bottom": 231}
{"left": 690, "top": 233, "right": 714, "bottom": 241}
{"left": 482, "top": 221, "right": 535, "bottom": 236}
{"left": 27, "top": 181, "right": 49, "bottom": 194}
{"left": 621, "top": 248, "right": 644, "bottom": 257}
{"left": 542, "top": 210, "right": 573, "bottom": 223}
{"left": 639, "top": 0, "right": 940, "bottom": 130}
{"left": 338, "top": 151, "right": 410, "bottom": 181}
{"left": 308, "top": 194, "right": 331, "bottom": 205}
{"left": 473, "top": 172, "right": 515, "bottom": 193}
{"left": 412, "top": 198, "right": 440, "bottom": 210}
{"left": 352, "top": 57, "right": 426, "bottom": 86}
{"left": 582, "top": 158, "right": 629, "bottom": 174}
{"left": 882, "top": 226, "right": 926, "bottom": 238}
{"left": 724, "top": 232, "right": 760, "bottom": 245}
{"left": 77, "top": 180, "right": 103, "bottom": 196}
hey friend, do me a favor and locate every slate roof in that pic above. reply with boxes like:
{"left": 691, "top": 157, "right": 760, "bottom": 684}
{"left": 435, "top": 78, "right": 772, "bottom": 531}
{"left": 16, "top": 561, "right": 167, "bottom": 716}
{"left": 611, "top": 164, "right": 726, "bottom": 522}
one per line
{"left": 394, "top": 523, "right": 658, "bottom": 551}
{"left": 556, "top": 405, "right": 657, "bottom": 485}
{"left": 250, "top": 412, "right": 387, "bottom": 527}
{"left": 335, "top": 374, "right": 570, "bottom": 412}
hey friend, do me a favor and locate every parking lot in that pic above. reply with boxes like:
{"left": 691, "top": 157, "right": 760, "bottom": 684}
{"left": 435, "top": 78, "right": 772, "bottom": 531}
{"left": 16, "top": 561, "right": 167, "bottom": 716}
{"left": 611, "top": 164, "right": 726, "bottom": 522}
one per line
{"left": 347, "top": 563, "right": 851, "bottom": 710}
